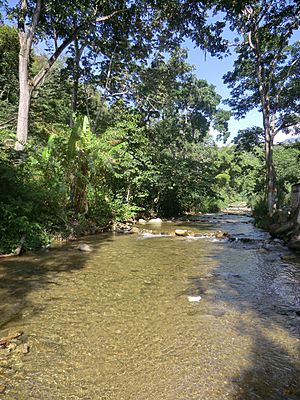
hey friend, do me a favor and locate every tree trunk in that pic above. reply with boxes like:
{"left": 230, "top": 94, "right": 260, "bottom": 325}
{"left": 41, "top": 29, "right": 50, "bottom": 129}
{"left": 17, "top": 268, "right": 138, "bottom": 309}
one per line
{"left": 263, "top": 111, "right": 277, "bottom": 216}
{"left": 70, "top": 38, "right": 81, "bottom": 127}
{"left": 248, "top": 13, "right": 277, "bottom": 217}
{"left": 15, "top": 35, "right": 32, "bottom": 151}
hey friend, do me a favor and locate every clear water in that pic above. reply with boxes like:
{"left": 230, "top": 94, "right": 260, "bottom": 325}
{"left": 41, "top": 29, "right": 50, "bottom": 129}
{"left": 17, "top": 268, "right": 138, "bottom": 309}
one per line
{"left": 0, "top": 214, "right": 299, "bottom": 399}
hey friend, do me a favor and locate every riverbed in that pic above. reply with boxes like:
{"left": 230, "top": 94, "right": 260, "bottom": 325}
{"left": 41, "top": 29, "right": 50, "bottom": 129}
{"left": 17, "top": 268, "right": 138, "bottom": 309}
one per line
{"left": 0, "top": 213, "right": 300, "bottom": 399}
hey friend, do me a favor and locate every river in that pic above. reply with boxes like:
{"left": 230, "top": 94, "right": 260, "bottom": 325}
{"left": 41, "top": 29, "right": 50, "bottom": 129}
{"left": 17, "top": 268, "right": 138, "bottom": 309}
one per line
{"left": 0, "top": 213, "right": 300, "bottom": 399}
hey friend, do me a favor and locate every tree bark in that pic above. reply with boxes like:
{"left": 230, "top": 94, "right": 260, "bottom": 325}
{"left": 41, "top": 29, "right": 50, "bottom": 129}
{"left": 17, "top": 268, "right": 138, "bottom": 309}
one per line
{"left": 70, "top": 39, "right": 85, "bottom": 127}
{"left": 15, "top": 0, "right": 42, "bottom": 151}
{"left": 250, "top": 14, "right": 277, "bottom": 216}
{"left": 15, "top": 34, "right": 32, "bottom": 151}
{"left": 264, "top": 119, "right": 276, "bottom": 215}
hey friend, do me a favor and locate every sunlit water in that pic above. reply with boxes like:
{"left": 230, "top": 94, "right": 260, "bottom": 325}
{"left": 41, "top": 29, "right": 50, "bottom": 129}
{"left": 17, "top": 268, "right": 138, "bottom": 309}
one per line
{"left": 0, "top": 214, "right": 300, "bottom": 399}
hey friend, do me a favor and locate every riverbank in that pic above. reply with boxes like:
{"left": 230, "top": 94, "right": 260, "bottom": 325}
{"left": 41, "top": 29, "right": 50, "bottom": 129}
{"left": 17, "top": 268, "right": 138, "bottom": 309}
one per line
{"left": 270, "top": 206, "right": 300, "bottom": 251}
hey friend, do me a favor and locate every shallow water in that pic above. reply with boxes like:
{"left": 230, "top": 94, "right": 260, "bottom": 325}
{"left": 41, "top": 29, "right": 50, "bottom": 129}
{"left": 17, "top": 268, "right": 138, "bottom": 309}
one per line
{"left": 0, "top": 214, "right": 300, "bottom": 399}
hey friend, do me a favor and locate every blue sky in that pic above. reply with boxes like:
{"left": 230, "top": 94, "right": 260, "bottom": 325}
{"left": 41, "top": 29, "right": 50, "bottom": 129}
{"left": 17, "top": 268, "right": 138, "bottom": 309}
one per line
{"left": 185, "top": 39, "right": 260, "bottom": 143}
{"left": 185, "top": 26, "right": 300, "bottom": 144}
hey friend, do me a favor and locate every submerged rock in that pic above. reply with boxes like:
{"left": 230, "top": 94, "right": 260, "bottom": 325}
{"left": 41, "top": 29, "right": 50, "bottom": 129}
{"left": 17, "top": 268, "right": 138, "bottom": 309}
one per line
{"left": 77, "top": 243, "right": 92, "bottom": 252}
{"left": 17, "top": 343, "right": 30, "bottom": 354}
{"left": 214, "top": 230, "right": 230, "bottom": 238}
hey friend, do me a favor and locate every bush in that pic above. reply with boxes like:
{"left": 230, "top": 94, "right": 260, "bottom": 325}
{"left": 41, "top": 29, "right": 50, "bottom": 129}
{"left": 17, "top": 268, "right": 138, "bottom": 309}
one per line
{"left": 0, "top": 145, "right": 67, "bottom": 253}
{"left": 252, "top": 199, "right": 270, "bottom": 229}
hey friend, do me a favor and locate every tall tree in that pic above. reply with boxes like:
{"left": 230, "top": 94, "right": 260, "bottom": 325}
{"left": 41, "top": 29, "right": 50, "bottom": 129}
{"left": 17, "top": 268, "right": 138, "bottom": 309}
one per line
{"left": 4, "top": 0, "right": 235, "bottom": 150}
{"left": 6, "top": 0, "right": 126, "bottom": 150}
{"left": 222, "top": 0, "right": 300, "bottom": 215}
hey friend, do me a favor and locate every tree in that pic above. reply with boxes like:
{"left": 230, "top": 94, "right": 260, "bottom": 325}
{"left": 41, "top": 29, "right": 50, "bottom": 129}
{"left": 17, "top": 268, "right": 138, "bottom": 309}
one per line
{"left": 215, "top": 144, "right": 264, "bottom": 206}
{"left": 222, "top": 0, "right": 300, "bottom": 215}
{"left": 126, "top": 50, "right": 230, "bottom": 215}
{"left": 5, "top": 0, "right": 127, "bottom": 150}
{"left": 4, "top": 0, "right": 237, "bottom": 151}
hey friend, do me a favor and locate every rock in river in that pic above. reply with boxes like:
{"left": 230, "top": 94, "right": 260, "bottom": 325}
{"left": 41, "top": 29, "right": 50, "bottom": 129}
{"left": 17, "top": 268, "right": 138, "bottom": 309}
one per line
{"left": 78, "top": 243, "right": 92, "bottom": 252}
{"left": 187, "top": 295, "right": 201, "bottom": 302}
{"left": 214, "top": 230, "right": 230, "bottom": 238}
{"left": 148, "top": 218, "right": 163, "bottom": 224}
{"left": 175, "top": 229, "right": 189, "bottom": 236}
{"left": 138, "top": 219, "right": 147, "bottom": 224}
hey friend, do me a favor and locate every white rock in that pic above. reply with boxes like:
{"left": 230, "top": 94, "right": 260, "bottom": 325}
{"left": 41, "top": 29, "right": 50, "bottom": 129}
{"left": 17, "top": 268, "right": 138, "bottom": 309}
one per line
{"left": 187, "top": 296, "right": 201, "bottom": 302}
{"left": 148, "top": 218, "right": 162, "bottom": 224}
{"left": 138, "top": 219, "right": 147, "bottom": 224}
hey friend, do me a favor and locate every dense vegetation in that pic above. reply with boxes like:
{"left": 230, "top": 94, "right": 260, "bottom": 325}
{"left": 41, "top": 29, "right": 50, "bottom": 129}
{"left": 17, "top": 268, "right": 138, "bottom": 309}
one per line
{"left": 0, "top": 1, "right": 299, "bottom": 254}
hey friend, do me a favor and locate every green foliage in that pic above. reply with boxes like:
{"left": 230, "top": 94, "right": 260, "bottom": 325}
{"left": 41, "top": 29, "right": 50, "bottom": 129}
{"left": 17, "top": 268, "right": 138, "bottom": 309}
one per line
{"left": 0, "top": 152, "right": 64, "bottom": 254}
{"left": 273, "top": 144, "right": 300, "bottom": 207}
{"left": 0, "top": 25, "right": 19, "bottom": 129}
{"left": 252, "top": 198, "right": 270, "bottom": 229}
{"left": 30, "top": 59, "right": 71, "bottom": 136}
{"left": 233, "top": 127, "right": 264, "bottom": 152}
{"left": 0, "top": 25, "right": 19, "bottom": 104}
{"left": 213, "top": 145, "right": 264, "bottom": 207}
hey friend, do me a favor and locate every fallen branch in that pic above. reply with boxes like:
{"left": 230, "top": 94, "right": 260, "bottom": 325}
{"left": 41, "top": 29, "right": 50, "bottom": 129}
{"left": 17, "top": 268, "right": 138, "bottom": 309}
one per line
{"left": 0, "top": 331, "right": 24, "bottom": 347}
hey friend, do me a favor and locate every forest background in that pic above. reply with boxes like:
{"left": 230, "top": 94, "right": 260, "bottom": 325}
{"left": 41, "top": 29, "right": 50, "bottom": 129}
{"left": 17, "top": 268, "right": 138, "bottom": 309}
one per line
{"left": 0, "top": 0, "right": 299, "bottom": 254}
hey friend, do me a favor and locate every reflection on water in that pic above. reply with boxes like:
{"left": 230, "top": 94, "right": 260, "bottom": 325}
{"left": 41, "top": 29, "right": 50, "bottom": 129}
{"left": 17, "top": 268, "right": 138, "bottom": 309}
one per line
{"left": 0, "top": 215, "right": 300, "bottom": 399}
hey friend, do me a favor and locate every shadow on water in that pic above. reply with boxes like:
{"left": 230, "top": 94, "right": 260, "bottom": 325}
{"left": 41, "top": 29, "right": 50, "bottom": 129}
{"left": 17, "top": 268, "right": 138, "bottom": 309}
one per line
{"left": 0, "top": 234, "right": 113, "bottom": 331}
{"left": 231, "top": 326, "right": 300, "bottom": 400}
{"left": 185, "top": 229, "right": 300, "bottom": 399}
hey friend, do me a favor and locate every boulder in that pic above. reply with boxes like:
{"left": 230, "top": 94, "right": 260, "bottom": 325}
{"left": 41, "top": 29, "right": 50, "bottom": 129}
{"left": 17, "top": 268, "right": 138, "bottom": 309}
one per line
{"left": 131, "top": 227, "right": 140, "bottom": 233}
{"left": 175, "top": 229, "right": 189, "bottom": 236}
{"left": 287, "top": 235, "right": 300, "bottom": 251}
{"left": 113, "top": 222, "right": 133, "bottom": 233}
{"left": 148, "top": 218, "right": 162, "bottom": 224}
{"left": 138, "top": 219, "right": 147, "bottom": 224}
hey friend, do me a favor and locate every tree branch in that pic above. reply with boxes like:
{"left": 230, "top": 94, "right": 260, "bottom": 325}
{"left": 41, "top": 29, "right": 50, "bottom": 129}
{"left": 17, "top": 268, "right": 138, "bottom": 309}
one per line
{"left": 274, "top": 58, "right": 298, "bottom": 106}
{"left": 0, "top": 116, "right": 17, "bottom": 129}
{"left": 17, "top": 0, "right": 27, "bottom": 33}
{"left": 275, "top": 119, "right": 300, "bottom": 135}
{"left": 267, "top": 12, "right": 300, "bottom": 91}
{"left": 30, "top": 25, "right": 82, "bottom": 89}
{"left": 27, "top": 0, "right": 42, "bottom": 49}
{"left": 30, "top": 9, "right": 125, "bottom": 91}
{"left": 248, "top": 31, "right": 255, "bottom": 50}
{"left": 95, "top": 9, "right": 126, "bottom": 23}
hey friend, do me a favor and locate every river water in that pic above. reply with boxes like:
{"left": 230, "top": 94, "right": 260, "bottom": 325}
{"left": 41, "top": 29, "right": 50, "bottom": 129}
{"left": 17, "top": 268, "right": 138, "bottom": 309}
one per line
{"left": 0, "top": 214, "right": 300, "bottom": 399}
